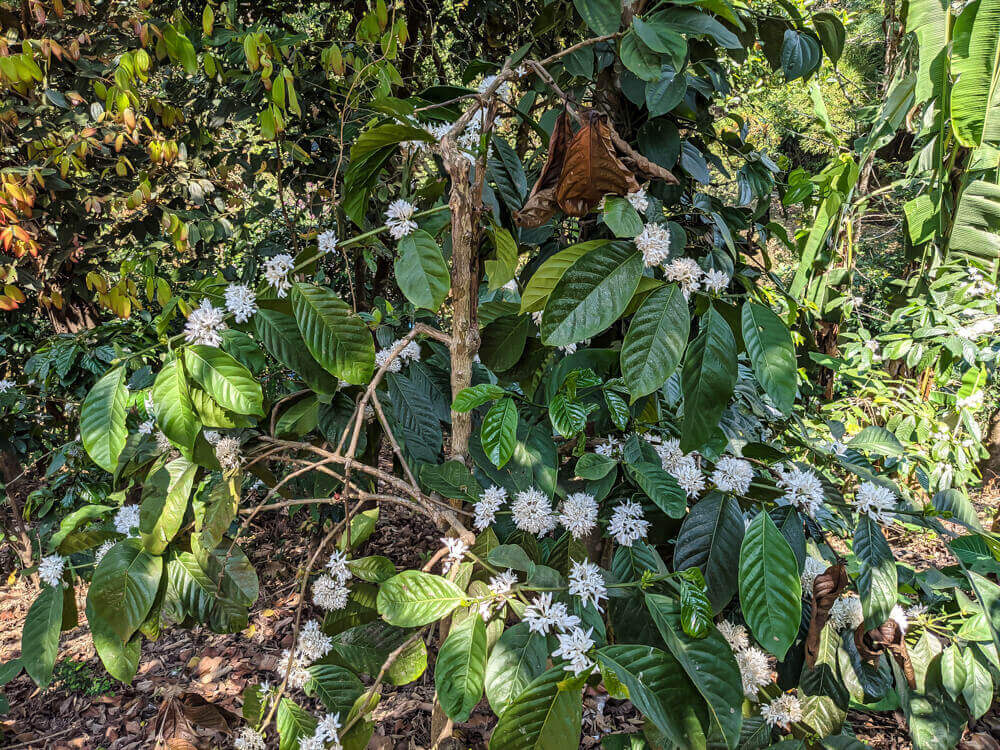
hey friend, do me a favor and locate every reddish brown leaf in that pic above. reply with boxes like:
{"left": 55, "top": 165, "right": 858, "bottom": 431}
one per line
{"left": 514, "top": 111, "right": 573, "bottom": 228}
{"left": 854, "top": 619, "right": 916, "bottom": 688}
{"left": 555, "top": 111, "right": 639, "bottom": 216}
{"left": 804, "top": 562, "right": 848, "bottom": 668}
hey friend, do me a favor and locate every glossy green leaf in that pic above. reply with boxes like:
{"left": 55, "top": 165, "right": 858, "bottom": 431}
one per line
{"left": 622, "top": 284, "right": 690, "bottom": 400}
{"left": 306, "top": 664, "right": 365, "bottom": 714}
{"left": 152, "top": 358, "right": 200, "bottom": 452}
{"left": 603, "top": 196, "right": 643, "bottom": 237}
{"left": 739, "top": 512, "right": 801, "bottom": 659}
{"left": 741, "top": 302, "right": 796, "bottom": 415}
{"left": 484, "top": 622, "right": 548, "bottom": 715}
{"left": 435, "top": 612, "right": 487, "bottom": 721}
{"left": 680, "top": 306, "right": 737, "bottom": 452}
{"left": 646, "top": 593, "right": 743, "bottom": 749}
{"left": 139, "top": 457, "right": 198, "bottom": 555}
{"left": 451, "top": 384, "right": 506, "bottom": 412}
{"left": 854, "top": 515, "right": 897, "bottom": 630}
{"left": 520, "top": 241, "right": 608, "bottom": 314}
{"left": 255, "top": 308, "right": 340, "bottom": 394}
{"left": 21, "top": 585, "right": 63, "bottom": 688}
{"left": 482, "top": 397, "right": 518, "bottom": 468}
{"left": 81, "top": 367, "right": 128, "bottom": 472}
{"left": 184, "top": 345, "right": 263, "bottom": 416}
{"left": 596, "top": 645, "right": 707, "bottom": 750}
{"left": 277, "top": 697, "right": 317, "bottom": 750}
{"left": 627, "top": 462, "right": 686, "bottom": 517}
{"left": 674, "top": 493, "right": 744, "bottom": 613}
{"left": 89, "top": 538, "right": 163, "bottom": 643}
{"left": 489, "top": 666, "right": 586, "bottom": 750}
{"left": 86, "top": 596, "right": 141, "bottom": 684}
{"left": 291, "top": 282, "right": 375, "bottom": 385}
{"left": 395, "top": 229, "right": 450, "bottom": 310}
{"left": 541, "top": 242, "right": 643, "bottom": 347}
{"left": 573, "top": 0, "right": 621, "bottom": 34}
{"left": 376, "top": 571, "right": 465, "bottom": 627}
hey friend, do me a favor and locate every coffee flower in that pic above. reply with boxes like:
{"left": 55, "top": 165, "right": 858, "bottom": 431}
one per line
{"left": 38, "top": 554, "right": 66, "bottom": 587}
{"left": 607, "top": 500, "right": 649, "bottom": 547}
{"left": 262, "top": 253, "right": 295, "bottom": 297}
{"left": 385, "top": 199, "right": 418, "bottom": 239}
{"left": 568, "top": 560, "right": 607, "bottom": 612}
{"left": 853, "top": 481, "right": 896, "bottom": 524}
{"left": 522, "top": 592, "right": 581, "bottom": 635}
{"left": 551, "top": 626, "right": 595, "bottom": 676}
{"left": 473, "top": 485, "right": 507, "bottom": 530}
{"left": 511, "top": 487, "right": 557, "bottom": 536}
{"left": 558, "top": 492, "right": 598, "bottom": 539}
{"left": 183, "top": 299, "right": 227, "bottom": 347}
{"left": 224, "top": 283, "right": 258, "bottom": 323}
{"left": 712, "top": 456, "right": 753, "bottom": 495}
{"left": 634, "top": 223, "right": 673, "bottom": 268}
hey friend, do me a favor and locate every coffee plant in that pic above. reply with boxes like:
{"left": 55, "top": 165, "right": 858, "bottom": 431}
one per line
{"left": 6, "top": 0, "right": 1000, "bottom": 748}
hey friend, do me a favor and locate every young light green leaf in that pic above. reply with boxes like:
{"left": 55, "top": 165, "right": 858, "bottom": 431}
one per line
{"left": 139, "top": 456, "right": 199, "bottom": 555}
{"left": 152, "top": 358, "right": 200, "bottom": 452}
{"left": 489, "top": 666, "right": 586, "bottom": 749}
{"left": 451, "top": 384, "right": 506, "bottom": 412}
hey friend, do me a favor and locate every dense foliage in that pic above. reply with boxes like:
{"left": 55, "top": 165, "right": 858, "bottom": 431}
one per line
{"left": 3, "top": 0, "right": 1000, "bottom": 748}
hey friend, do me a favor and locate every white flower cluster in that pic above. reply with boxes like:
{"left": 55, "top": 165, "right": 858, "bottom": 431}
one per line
{"left": 957, "top": 318, "right": 996, "bottom": 340}
{"left": 183, "top": 299, "right": 228, "bottom": 347}
{"left": 204, "top": 430, "right": 221, "bottom": 445}
{"left": 594, "top": 435, "right": 622, "bottom": 459}
{"left": 474, "top": 485, "right": 507, "bottom": 530}
{"left": 318, "top": 229, "right": 338, "bottom": 255}
{"left": 313, "top": 550, "right": 353, "bottom": 612}
{"left": 760, "top": 692, "right": 803, "bottom": 728}
{"left": 957, "top": 390, "right": 985, "bottom": 410}
{"left": 297, "top": 711, "right": 342, "bottom": 750}
{"left": 967, "top": 267, "right": 998, "bottom": 298}
{"left": 634, "top": 223, "right": 673, "bottom": 268}
{"left": 626, "top": 188, "right": 648, "bottom": 214}
{"left": 775, "top": 464, "right": 825, "bottom": 517}
{"left": 478, "top": 73, "right": 512, "bottom": 101}
{"left": 568, "top": 559, "right": 607, "bottom": 612}
{"left": 719, "top": 621, "right": 773, "bottom": 699}
{"left": 38, "top": 554, "right": 65, "bottom": 588}
{"left": 224, "top": 284, "right": 258, "bottom": 323}
{"left": 711, "top": 455, "right": 753, "bottom": 495}
{"left": 853, "top": 481, "right": 896, "bottom": 524}
{"left": 385, "top": 199, "right": 418, "bottom": 240}
{"left": 480, "top": 569, "right": 518, "bottom": 619}
{"left": 551, "top": 626, "right": 596, "bottom": 676}
{"left": 0, "top": 379, "right": 14, "bottom": 392}
{"left": 828, "top": 594, "right": 864, "bottom": 631}
{"left": 276, "top": 619, "right": 332, "bottom": 690}
{"left": 663, "top": 257, "right": 704, "bottom": 298}
{"left": 656, "top": 438, "right": 705, "bottom": 498}
{"left": 702, "top": 269, "right": 730, "bottom": 294}
{"left": 156, "top": 430, "right": 172, "bottom": 452}
{"left": 523, "top": 592, "right": 581, "bottom": 635}
{"left": 511, "top": 487, "right": 557, "bottom": 536}
{"left": 138, "top": 419, "right": 156, "bottom": 435}
{"left": 94, "top": 539, "right": 116, "bottom": 564}
{"left": 233, "top": 727, "right": 266, "bottom": 750}
{"left": 558, "top": 492, "right": 599, "bottom": 540}
{"left": 114, "top": 504, "right": 142, "bottom": 536}
{"left": 441, "top": 537, "right": 469, "bottom": 575}
{"left": 215, "top": 436, "right": 243, "bottom": 472}
{"left": 374, "top": 338, "right": 422, "bottom": 373}
{"left": 800, "top": 556, "right": 828, "bottom": 596}
{"left": 263, "top": 254, "right": 296, "bottom": 297}
{"left": 890, "top": 604, "right": 909, "bottom": 633}
{"left": 607, "top": 500, "right": 649, "bottom": 547}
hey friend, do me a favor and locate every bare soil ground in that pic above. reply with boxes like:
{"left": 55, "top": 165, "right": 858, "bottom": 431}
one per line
{"left": 0, "top": 501, "right": 640, "bottom": 749}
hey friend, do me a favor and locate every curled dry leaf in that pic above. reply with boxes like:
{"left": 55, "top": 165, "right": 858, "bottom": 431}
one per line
{"left": 151, "top": 690, "right": 240, "bottom": 749}
{"left": 515, "top": 110, "right": 675, "bottom": 227}
{"left": 804, "top": 561, "right": 848, "bottom": 668}
{"left": 854, "top": 619, "right": 916, "bottom": 689}
{"left": 554, "top": 110, "right": 639, "bottom": 216}
{"left": 514, "top": 110, "right": 573, "bottom": 228}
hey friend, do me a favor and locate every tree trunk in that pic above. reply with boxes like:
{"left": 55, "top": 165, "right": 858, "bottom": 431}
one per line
{"left": 982, "top": 408, "right": 1000, "bottom": 489}
{"left": 1, "top": 448, "right": 34, "bottom": 570}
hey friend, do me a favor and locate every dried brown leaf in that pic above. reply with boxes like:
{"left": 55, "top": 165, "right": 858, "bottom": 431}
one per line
{"left": 555, "top": 111, "right": 639, "bottom": 216}
{"left": 514, "top": 111, "right": 573, "bottom": 228}
{"left": 804, "top": 562, "right": 848, "bottom": 668}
